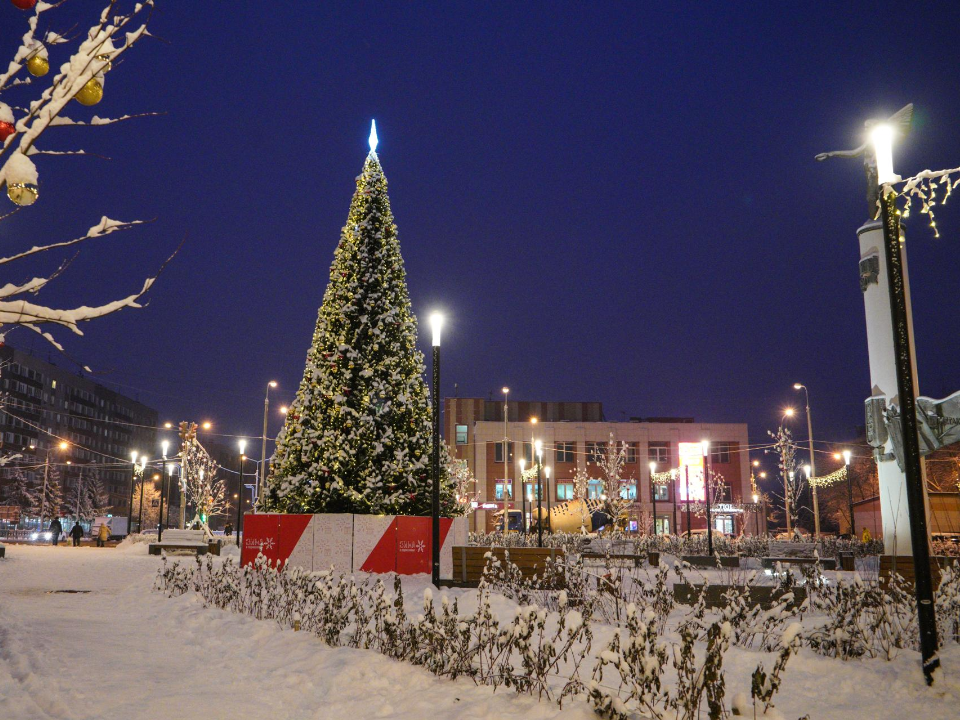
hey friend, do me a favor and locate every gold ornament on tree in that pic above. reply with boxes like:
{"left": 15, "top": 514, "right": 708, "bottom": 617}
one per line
{"left": 7, "top": 182, "right": 38, "bottom": 206}
{"left": 26, "top": 53, "right": 49, "bottom": 77}
{"left": 75, "top": 77, "right": 104, "bottom": 106}
{"left": 4, "top": 153, "right": 39, "bottom": 206}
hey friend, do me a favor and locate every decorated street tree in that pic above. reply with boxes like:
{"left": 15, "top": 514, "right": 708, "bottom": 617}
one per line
{"left": 267, "top": 125, "right": 459, "bottom": 517}
{"left": 0, "top": 1, "right": 171, "bottom": 357}
{"left": 181, "top": 437, "right": 225, "bottom": 537}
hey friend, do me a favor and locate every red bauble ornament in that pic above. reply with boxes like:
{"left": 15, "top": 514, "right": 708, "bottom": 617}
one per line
{"left": 11, "top": 0, "right": 37, "bottom": 10}
{"left": 0, "top": 121, "right": 14, "bottom": 143}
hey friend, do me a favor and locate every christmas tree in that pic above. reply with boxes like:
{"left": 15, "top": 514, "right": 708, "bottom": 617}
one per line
{"left": 267, "top": 123, "right": 458, "bottom": 517}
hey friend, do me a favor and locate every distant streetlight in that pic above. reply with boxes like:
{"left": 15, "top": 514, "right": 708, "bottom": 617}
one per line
{"left": 159, "top": 440, "right": 170, "bottom": 541}
{"left": 429, "top": 312, "right": 444, "bottom": 587}
{"left": 126, "top": 451, "right": 139, "bottom": 537}
{"left": 279, "top": 406, "right": 288, "bottom": 415}
{"left": 649, "top": 460, "right": 658, "bottom": 535}
{"left": 237, "top": 440, "right": 247, "bottom": 543}
{"left": 202, "top": 421, "right": 212, "bottom": 430}
{"left": 701, "top": 440, "right": 712, "bottom": 555}
{"left": 535, "top": 439, "right": 543, "bottom": 547}
{"left": 794, "top": 383, "right": 820, "bottom": 537}
{"left": 518, "top": 458, "right": 527, "bottom": 533}
{"left": 502, "top": 386, "right": 510, "bottom": 533}
{"left": 259, "top": 382, "right": 278, "bottom": 511}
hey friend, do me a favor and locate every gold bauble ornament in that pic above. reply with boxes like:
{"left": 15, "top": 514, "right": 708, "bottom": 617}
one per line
{"left": 7, "top": 182, "right": 38, "bottom": 206}
{"left": 96, "top": 54, "right": 112, "bottom": 72}
{"left": 26, "top": 54, "right": 49, "bottom": 77}
{"left": 75, "top": 78, "right": 103, "bottom": 106}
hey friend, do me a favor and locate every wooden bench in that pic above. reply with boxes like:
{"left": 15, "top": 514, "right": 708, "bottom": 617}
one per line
{"left": 450, "top": 546, "right": 565, "bottom": 588}
{"left": 674, "top": 583, "right": 807, "bottom": 610}
{"left": 761, "top": 541, "right": 836, "bottom": 570}
{"left": 681, "top": 555, "right": 741, "bottom": 568}
{"left": 148, "top": 529, "right": 209, "bottom": 556}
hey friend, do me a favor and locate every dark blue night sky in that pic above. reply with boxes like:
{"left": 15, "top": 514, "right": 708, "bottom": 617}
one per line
{"left": 4, "top": 1, "right": 960, "bottom": 453}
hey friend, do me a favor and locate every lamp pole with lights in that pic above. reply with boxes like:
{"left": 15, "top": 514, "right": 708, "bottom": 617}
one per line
{"left": 649, "top": 461, "right": 658, "bottom": 535}
{"left": 429, "top": 313, "right": 443, "bottom": 587}
{"left": 136, "top": 455, "right": 148, "bottom": 534}
{"left": 535, "top": 440, "right": 543, "bottom": 548}
{"left": 259, "top": 381, "right": 277, "bottom": 510}
{"left": 518, "top": 459, "right": 527, "bottom": 533}
{"left": 702, "top": 440, "right": 712, "bottom": 556}
{"left": 236, "top": 440, "right": 247, "bottom": 543}
{"left": 794, "top": 383, "right": 820, "bottom": 537}
{"left": 126, "top": 451, "right": 139, "bottom": 536}
{"left": 544, "top": 465, "right": 552, "bottom": 532}
{"left": 842, "top": 450, "right": 855, "bottom": 538}
{"left": 502, "top": 387, "right": 510, "bottom": 531}
{"left": 781, "top": 408, "right": 795, "bottom": 535}
{"left": 158, "top": 441, "right": 170, "bottom": 541}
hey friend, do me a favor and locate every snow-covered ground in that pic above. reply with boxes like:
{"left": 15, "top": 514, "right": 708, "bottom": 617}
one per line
{"left": 1, "top": 544, "right": 958, "bottom": 720}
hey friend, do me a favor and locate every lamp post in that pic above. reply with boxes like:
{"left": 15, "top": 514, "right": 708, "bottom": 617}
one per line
{"left": 259, "top": 381, "right": 277, "bottom": 510}
{"left": 842, "top": 449, "right": 855, "bottom": 538}
{"left": 649, "top": 461, "right": 658, "bottom": 535}
{"left": 502, "top": 386, "right": 510, "bottom": 532}
{"left": 702, "top": 440, "right": 712, "bottom": 556}
{"left": 781, "top": 408, "right": 795, "bottom": 535}
{"left": 752, "top": 493, "right": 760, "bottom": 535}
{"left": 429, "top": 312, "right": 443, "bottom": 588}
{"left": 236, "top": 440, "right": 246, "bottom": 544}
{"left": 158, "top": 440, "right": 169, "bottom": 541}
{"left": 518, "top": 458, "right": 527, "bottom": 533}
{"left": 535, "top": 440, "right": 543, "bottom": 548}
{"left": 794, "top": 383, "right": 820, "bottom": 537}
{"left": 136, "top": 455, "right": 148, "bottom": 534}
{"left": 126, "top": 451, "right": 138, "bottom": 536}
{"left": 544, "top": 465, "right": 551, "bottom": 532}
{"left": 684, "top": 464, "right": 692, "bottom": 538}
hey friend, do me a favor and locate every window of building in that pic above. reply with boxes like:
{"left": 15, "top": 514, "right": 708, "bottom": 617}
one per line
{"left": 523, "top": 482, "right": 541, "bottom": 500}
{"left": 455, "top": 425, "right": 468, "bottom": 445}
{"left": 619, "top": 484, "right": 637, "bottom": 500}
{"left": 51, "top": 379, "right": 56, "bottom": 389}
{"left": 587, "top": 480, "right": 603, "bottom": 499}
{"left": 494, "top": 441, "right": 515, "bottom": 463}
{"left": 648, "top": 442, "right": 670, "bottom": 465}
{"left": 655, "top": 516, "right": 670, "bottom": 534}
{"left": 625, "top": 442, "right": 638, "bottom": 463}
{"left": 495, "top": 483, "right": 513, "bottom": 500}
{"left": 522, "top": 441, "right": 534, "bottom": 464}
{"left": 710, "top": 442, "right": 733, "bottom": 464}
{"left": 653, "top": 482, "right": 670, "bottom": 501}
{"left": 556, "top": 482, "right": 574, "bottom": 500}
{"left": 555, "top": 441, "right": 575, "bottom": 463}
{"left": 586, "top": 441, "right": 607, "bottom": 464}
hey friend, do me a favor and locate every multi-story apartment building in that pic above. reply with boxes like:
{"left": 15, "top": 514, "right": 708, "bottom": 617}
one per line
{"left": 0, "top": 345, "right": 159, "bottom": 514}
{"left": 445, "top": 397, "right": 761, "bottom": 535}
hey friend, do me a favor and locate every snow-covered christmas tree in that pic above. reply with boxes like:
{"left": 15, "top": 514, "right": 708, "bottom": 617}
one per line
{"left": 267, "top": 123, "right": 458, "bottom": 517}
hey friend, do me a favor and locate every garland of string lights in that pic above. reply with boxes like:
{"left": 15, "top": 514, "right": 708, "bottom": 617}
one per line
{"left": 807, "top": 466, "right": 847, "bottom": 488}
{"left": 651, "top": 468, "right": 680, "bottom": 483}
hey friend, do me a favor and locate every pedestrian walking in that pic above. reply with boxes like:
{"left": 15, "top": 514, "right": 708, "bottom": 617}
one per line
{"left": 224, "top": 522, "right": 233, "bottom": 537}
{"left": 96, "top": 522, "right": 109, "bottom": 547}
{"left": 49, "top": 517, "right": 63, "bottom": 546}
{"left": 70, "top": 522, "right": 83, "bottom": 547}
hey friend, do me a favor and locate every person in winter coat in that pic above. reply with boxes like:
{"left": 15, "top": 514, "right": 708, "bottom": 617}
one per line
{"left": 224, "top": 522, "right": 233, "bottom": 538}
{"left": 70, "top": 522, "right": 83, "bottom": 547}
{"left": 96, "top": 522, "right": 109, "bottom": 547}
{"left": 49, "top": 517, "right": 63, "bottom": 546}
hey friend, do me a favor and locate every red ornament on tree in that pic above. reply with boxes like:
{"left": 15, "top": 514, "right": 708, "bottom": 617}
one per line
{"left": 0, "top": 121, "right": 14, "bottom": 143}
{"left": 11, "top": 0, "right": 38, "bottom": 10}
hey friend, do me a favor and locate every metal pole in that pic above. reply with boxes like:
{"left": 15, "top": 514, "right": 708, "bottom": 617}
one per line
{"left": 126, "top": 459, "right": 136, "bottom": 536}
{"left": 685, "top": 465, "right": 691, "bottom": 538}
{"left": 879, "top": 188, "right": 939, "bottom": 683}
{"left": 158, "top": 456, "right": 167, "bottom": 542}
{"left": 136, "top": 467, "right": 146, "bottom": 534}
{"left": 536, "top": 455, "right": 543, "bottom": 547}
{"left": 847, "top": 469, "right": 856, "bottom": 539}
{"left": 672, "top": 474, "right": 678, "bottom": 536}
{"left": 260, "top": 386, "right": 270, "bottom": 510}
{"left": 704, "top": 451, "right": 713, "bottom": 556}
{"left": 651, "top": 467, "right": 658, "bottom": 536}
{"left": 431, "top": 344, "right": 441, "bottom": 587}
{"left": 39, "top": 453, "right": 49, "bottom": 532}
{"left": 785, "top": 468, "right": 793, "bottom": 536}
{"left": 75, "top": 466, "right": 83, "bottom": 520}
{"left": 803, "top": 388, "right": 820, "bottom": 537}
{"left": 503, "top": 389, "right": 509, "bottom": 532}
{"left": 236, "top": 454, "right": 244, "bottom": 543}
{"left": 544, "top": 469, "right": 551, "bottom": 533}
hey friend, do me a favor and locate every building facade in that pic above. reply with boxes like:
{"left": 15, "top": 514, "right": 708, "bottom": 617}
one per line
{"left": 445, "top": 397, "right": 760, "bottom": 535}
{"left": 0, "top": 345, "right": 159, "bottom": 515}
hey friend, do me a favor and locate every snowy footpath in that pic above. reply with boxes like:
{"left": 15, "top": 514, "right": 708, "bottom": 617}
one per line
{"left": 0, "top": 545, "right": 590, "bottom": 720}
{"left": 2, "top": 544, "right": 960, "bottom": 720}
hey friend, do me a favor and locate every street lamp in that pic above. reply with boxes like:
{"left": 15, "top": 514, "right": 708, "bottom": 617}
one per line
{"left": 502, "top": 386, "right": 510, "bottom": 533}
{"left": 794, "top": 383, "right": 820, "bottom": 537}
{"left": 701, "top": 440, "right": 712, "bottom": 556}
{"left": 259, "top": 381, "right": 278, "bottom": 511}
{"left": 535, "top": 439, "right": 543, "bottom": 548}
{"left": 237, "top": 440, "right": 247, "bottom": 543}
{"left": 518, "top": 458, "right": 527, "bottom": 533}
{"left": 158, "top": 440, "right": 170, "bottom": 541}
{"left": 126, "top": 451, "right": 138, "bottom": 537}
{"left": 544, "top": 465, "right": 551, "bottom": 533}
{"left": 136, "top": 455, "right": 148, "bottom": 534}
{"left": 842, "top": 449, "right": 855, "bottom": 539}
{"left": 429, "top": 311, "right": 443, "bottom": 587}
{"left": 649, "top": 461, "right": 658, "bottom": 535}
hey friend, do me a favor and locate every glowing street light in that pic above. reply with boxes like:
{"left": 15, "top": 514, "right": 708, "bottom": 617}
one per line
{"left": 429, "top": 311, "right": 444, "bottom": 587}
{"left": 649, "top": 460, "right": 659, "bottom": 536}
{"left": 236, "top": 439, "right": 247, "bottom": 542}
{"left": 701, "top": 440, "right": 713, "bottom": 555}
{"left": 870, "top": 123, "right": 897, "bottom": 185}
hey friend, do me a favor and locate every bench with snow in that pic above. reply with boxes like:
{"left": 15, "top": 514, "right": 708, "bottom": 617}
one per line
{"left": 148, "top": 529, "right": 209, "bottom": 556}
{"left": 761, "top": 541, "right": 835, "bottom": 570}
